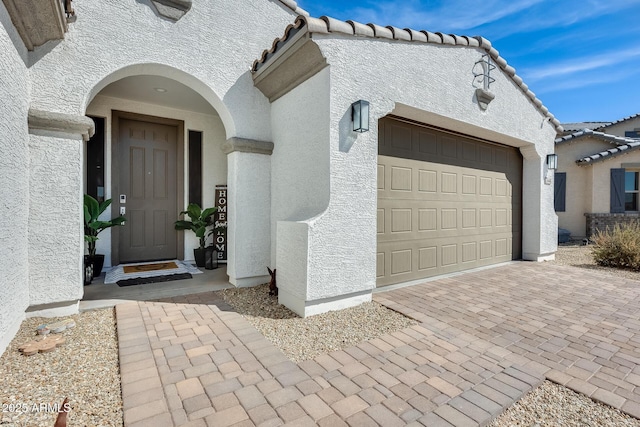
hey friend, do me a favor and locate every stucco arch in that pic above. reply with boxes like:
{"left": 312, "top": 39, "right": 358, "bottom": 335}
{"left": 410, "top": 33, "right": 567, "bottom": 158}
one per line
{"left": 82, "top": 63, "right": 236, "bottom": 138}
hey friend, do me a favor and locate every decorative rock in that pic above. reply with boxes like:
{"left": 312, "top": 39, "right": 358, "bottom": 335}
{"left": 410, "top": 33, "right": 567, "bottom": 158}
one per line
{"left": 18, "top": 335, "right": 66, "bottom": 356}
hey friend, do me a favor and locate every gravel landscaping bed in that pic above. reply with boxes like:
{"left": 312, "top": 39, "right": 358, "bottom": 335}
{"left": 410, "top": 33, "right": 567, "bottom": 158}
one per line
{"left": 489, "top": 380, "right": 640, "bottom": 427}
{"left": 0, "top": 308, "right": 122, "bottom": 427}
{"left": 221, "top": 283, "right": 418, "bottom": 362}
{"left": 552, "top": 241, "right": 640, "bottom": 282}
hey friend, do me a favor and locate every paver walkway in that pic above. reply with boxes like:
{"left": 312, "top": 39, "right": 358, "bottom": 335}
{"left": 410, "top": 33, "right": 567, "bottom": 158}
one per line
{"left": 117, "top": 263, "right": 640, "bottom": 426}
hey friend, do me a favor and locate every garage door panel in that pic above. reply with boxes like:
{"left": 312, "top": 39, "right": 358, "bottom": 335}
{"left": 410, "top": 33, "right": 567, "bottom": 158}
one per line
{"left": 377, "top": 235, "right": 515, "bottom": 285}
{"left": 377, "top": 165, "right": 385, "bottom": 190}
{"left": 377, "top": 118, "right": 522, "bottom": 287}
{"left": 378, "top": 210, "right": 515, "bottom": 241}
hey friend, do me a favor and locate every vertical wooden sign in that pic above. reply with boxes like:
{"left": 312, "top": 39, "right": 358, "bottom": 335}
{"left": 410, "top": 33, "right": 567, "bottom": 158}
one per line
{"left": 214, "top": 185, "right": 227, "bottom": 262}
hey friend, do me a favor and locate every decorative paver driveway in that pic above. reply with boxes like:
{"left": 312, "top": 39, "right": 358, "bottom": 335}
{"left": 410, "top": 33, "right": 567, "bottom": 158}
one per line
{"left": 117, "top": 263, "right": 640, "bottom": 426}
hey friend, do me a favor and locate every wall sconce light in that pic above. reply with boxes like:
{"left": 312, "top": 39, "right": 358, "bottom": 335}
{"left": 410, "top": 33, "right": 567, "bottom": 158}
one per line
{"left": 473, "top": 54, "right": 496, "bottom": 110}
{"left": 546, "top": 154, "right": 558, "bottom": 170}
{"left": 351, "top": 100, "right": 370, "bottom": 133}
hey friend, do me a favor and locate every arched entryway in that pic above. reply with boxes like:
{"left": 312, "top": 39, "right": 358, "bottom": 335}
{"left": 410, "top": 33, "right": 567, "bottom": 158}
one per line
{"left": 83, "top": 65, "right": 231, "bottom": 269}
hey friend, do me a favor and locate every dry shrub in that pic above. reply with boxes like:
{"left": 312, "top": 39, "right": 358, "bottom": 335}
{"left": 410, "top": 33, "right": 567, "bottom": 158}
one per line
{"left": 591, "top": 221, "right": 640, "bottom": 270}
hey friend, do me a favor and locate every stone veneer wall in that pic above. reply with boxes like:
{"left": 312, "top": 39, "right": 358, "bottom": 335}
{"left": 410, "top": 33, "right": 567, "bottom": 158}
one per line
{"left": 585, "top": 213, "right": 640, "bottom": 237}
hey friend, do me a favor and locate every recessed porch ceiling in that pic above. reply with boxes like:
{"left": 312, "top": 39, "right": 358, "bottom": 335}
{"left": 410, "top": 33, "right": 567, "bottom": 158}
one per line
{"left": 97, "top": 75, "right": 218, "bottom": 116}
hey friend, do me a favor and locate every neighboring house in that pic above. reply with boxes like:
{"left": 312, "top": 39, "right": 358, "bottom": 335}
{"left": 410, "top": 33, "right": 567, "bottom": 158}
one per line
{"left": 0, "top": 0, "right": 559, "bottom": 356}
{"left": 555, "top": 115, "right": 640, "bottom": 238}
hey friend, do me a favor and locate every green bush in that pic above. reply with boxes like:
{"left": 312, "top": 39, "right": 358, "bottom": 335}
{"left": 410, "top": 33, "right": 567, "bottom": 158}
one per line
{"left": 591, "top": 221, "right": 640, "bottom": 270}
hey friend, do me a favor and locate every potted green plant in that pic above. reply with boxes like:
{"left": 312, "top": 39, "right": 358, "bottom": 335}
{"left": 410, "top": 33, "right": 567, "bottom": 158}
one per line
{"left": 84, "top": 194, "right": 126, "bottom": 278}
{"left": 174, "top": 203, "right": 217, "bottom": 267}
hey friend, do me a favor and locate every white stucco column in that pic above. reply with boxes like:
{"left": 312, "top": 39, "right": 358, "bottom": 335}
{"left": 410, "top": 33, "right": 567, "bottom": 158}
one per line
{"left": 27, "top": 109, "right": 94, "bottom": 316}
{"left": 223, "top": 137, "right": 273, "bottom": 287}
{"left": 521, "top": 145, "right": 558, "bottom": 261}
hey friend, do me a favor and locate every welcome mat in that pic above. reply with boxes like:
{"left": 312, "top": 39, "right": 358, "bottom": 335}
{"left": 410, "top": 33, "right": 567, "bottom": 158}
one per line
{"left": 123, "top": 261, "right": 179, "bottom": 274}
{"left": 117, "top": 272, "right": 193, "bottom": 287}
{"left": 105, "top": 260, "right": 202, "bottom": 285}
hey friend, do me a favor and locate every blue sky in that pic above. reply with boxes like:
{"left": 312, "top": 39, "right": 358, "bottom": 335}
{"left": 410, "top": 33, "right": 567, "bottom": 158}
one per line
{"left": 296, "top": 0, "right": 640, "bottom": 124}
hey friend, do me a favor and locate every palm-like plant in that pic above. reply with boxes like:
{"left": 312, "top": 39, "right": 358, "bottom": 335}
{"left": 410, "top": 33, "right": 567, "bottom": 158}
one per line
{"left": 84, "top": 194, "right": 126, "bottom": 257}
{"left": 174, "top": 203, "right": 218, "bottom": 249}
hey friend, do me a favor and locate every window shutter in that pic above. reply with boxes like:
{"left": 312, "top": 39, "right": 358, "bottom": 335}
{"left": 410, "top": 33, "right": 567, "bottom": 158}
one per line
{"left": 554, "top": 172, "right": 566, "bottom": 212}
{"left": 611, "top": 168, "right": 625, "bottom": 213}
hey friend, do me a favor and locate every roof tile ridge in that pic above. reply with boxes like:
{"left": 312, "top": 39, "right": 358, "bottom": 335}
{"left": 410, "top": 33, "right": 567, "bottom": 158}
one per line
{"left": 276, "top": 0, "right": 309, "bottom": 16}
{"left": 320, "top": 15, "right": 354, "bottom": 35}
{"left": 297, "top": 15, "right": 329, "bottom": 33}
{"left": 253, "top": 13, "right": 563, "bottom": 132}
{"left": 577, "top": 140, "right": 640, "bottom": 164}
{"left": 436, "top": 32, "right": 455, "bottom": 45}
{"left": 555, "top": 128, "right": 640, "bottom": 146}
{"left": 346, "top": 19, "right": 375, "bottom": 37}
{"left": 418, "top": 30, "right": 442, "bottom": 43}
{"left": 251, "top": 17, "right": 306, "bottom": 72}
{"left": 385, "top": 25, "right": 412, "bottom": 41}
{"left": 366, "top": 23, "right": 394, "bottom": 39}
{"left": 597, "top": 112, "right": 640, "bottom": 129}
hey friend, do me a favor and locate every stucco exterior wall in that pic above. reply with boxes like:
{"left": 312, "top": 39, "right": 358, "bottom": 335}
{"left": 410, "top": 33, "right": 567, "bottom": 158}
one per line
{"left": 271, "top": 34, "right": 557, "bottom": 316}
{"left": 555, "top": 138, "right": 612, "bottom": 237}
{"left": 226, "top": 151, "right": 271, "bottom": 287}
{"left": 556, "top": 135, "right": 640, "bottom": 237}
{"left": 28, "top": 0, "right": 297, "bottom": 142}
{"left": 86, "top": 95, "right": 227, "bottom": 265}
{"left": 591, "top": 152, "right": 640, "bottom": 213}
{"left": 603, "top": 117, "right": 640, "bottom": 138}
{"left": 314, "top": 36, "right": 558, "bottom": 261}
{"left": 28, "top": 134, "right": 84, "bottom": 306}
{"left": 0, "top": 3, "right": 29, "bottom": 356}
{"left": 271, "top": 68, "right": 331, "bottom": 266}
{"left": 316, "top": 35, "right": 557, "bottom": 274}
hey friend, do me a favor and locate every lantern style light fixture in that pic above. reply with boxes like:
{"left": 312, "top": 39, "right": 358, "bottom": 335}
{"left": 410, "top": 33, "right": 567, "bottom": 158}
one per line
{"left": 351, "top": 100, "right": 370, "bottom": 133}
{"left": 546, "top": 154, "right": 558, "bottom": 170}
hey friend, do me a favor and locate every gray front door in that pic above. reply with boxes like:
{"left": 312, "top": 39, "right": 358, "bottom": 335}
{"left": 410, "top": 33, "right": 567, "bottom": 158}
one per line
{"left": 118, "top": 118, "right": 178, "bottom": 262}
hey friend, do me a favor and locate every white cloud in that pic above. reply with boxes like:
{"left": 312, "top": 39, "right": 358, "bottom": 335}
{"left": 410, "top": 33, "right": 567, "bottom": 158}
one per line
{"left": 304, "top": 0, "right": 640, "bottom": 39}
{"left": 523, "top": 46, "right": 640, "bottom": 82}
{"left": 345, "top": 0, "right": 542, "bottom": 31}
{"left": 532, "top": 68, "right": 639, "bottom": 94}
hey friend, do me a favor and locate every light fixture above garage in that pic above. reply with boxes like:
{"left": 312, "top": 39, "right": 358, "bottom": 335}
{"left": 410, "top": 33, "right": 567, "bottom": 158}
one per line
{"left": 473, "top": 54, "right": 496, "bottom": 110}
{"left": 351, "top": 100, "right": 370, "bottom": 133}
{"left": 546, "top": 154, "right": 558, "bottom": 170}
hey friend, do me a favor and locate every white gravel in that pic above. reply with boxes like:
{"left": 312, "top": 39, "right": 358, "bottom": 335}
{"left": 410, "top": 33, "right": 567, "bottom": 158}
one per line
{"left": 0, "top": 308, "right": 122, "bottom": 427}
{"left": 489, "top": 380, "right": 640, "bottom": 427}
{"left": 221, "top": 284, "right": 418, "bottom": 362}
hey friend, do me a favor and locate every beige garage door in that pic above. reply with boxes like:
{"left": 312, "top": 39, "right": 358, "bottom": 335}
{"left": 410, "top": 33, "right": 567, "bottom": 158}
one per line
{"left": 377, "top": 117, "right": 522, "bottom": 287}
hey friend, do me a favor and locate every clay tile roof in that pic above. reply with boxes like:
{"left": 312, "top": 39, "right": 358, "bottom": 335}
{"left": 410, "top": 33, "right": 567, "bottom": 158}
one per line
{"left": 555, "top": 129, "right": 639, "bottom": 146}
{"left": 555, "top": 129, "right": 640, "bottom": 165}
{"left": 576, "top": 140, "right": 640, "bottom": 165}
{"left": 561, "top": 122, "right": 611, "bottom": 132}
{"left": 253, "top": 14, "right": 562, "bottom": 132}
{"left": 367, "top": 23, "right": 394, "bottom": 39}
{"left": 276, "top": 0, "right": 309, "bottom": 16}
{"left": 595, "top": 113, "right": 640, "bottom": 131}
{"left": 386, "top": 26, "right": 412, "bottom": 41}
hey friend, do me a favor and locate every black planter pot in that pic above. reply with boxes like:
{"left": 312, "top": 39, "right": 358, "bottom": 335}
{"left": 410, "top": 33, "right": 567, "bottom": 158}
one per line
{"left": 194, "top": 248, "right": 206, "bottom": 268}
{"left": 90, "top": 254, "right": 105, "bottom": 278}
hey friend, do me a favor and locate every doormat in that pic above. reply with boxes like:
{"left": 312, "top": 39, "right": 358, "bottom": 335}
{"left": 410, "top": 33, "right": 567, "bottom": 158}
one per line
{"left": 104, "top": 260, "right": 202, "bottom": 284}
{"left": 117, "top": 273, "right": 193, "bottom": 287}
{"left": 123, "top": 261, "right": 179, "bottom": 274}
